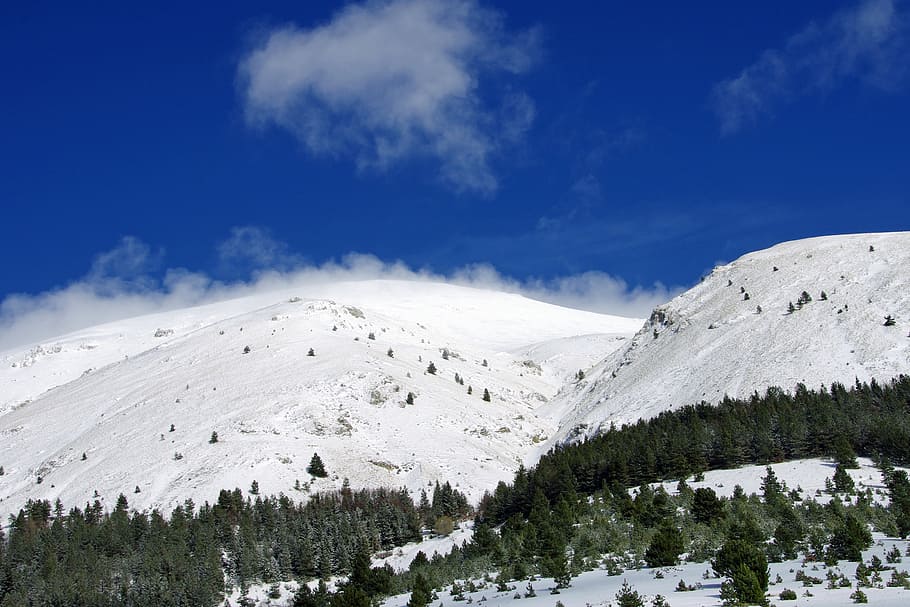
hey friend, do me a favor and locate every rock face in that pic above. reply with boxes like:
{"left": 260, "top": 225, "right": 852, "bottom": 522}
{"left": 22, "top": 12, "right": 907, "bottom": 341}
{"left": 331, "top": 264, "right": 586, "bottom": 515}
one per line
{"left": 543, "top": 232, "right": 910, "bottom": 444}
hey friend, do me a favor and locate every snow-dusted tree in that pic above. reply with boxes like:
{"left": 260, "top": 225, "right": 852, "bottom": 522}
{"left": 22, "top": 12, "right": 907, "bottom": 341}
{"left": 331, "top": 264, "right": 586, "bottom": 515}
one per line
{"left": 387, "top": 347, "right": 394, "bottom": 358}
{"left": 426, "top": 361, "right": 436, "bottom": 375}
{"left": 209, "top": 431, "right": 218, "bottom": 444}
{"left": 482, "top": 388, "right": 491, "bottom": 402}
{"left": 406, "top": 392, "right": 415, "bottom": 405}
{"left": 307, "top": 348, "right": 315, "bottom": 356}
{"left": 307, "top": 453, "right": 327, "bottom": 478}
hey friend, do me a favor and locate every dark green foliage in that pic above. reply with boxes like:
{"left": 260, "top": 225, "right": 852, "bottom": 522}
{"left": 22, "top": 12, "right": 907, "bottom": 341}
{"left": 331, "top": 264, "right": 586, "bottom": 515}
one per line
{"left": 886, "top": 470, "right": 910, "bottom": 538}
{"left": 307, "top": 453, "right": 328, "bottom": 478}
{"left": 408, "top": 573, "right": 433, "bottom": 607}
{"left": 482, "top": 388, "right": 491, "bottom": 402}
{"left": 779, "top": 588, "right": 797, "bottom": 600}
{"left": 645, "top": 521, "right": 684, "bottom": 567}
{"left": 713, "top": 539, "right": 769, "bottom": 596}
{"left": 833, "top": 464, "right": 855, "bottom": 493}
{"left": 614, "top": 580, "right": 644, "bottom": 607}
{"left": 720, "top": 562, "right": 767, "bottom": 605}
{"left": 482, "top": 377, "right": 910, "bottom": 525}
{"left": 294, "top": 580, "right": 331, "bottom": 607}
{"left": 0, "top": 486, "right": 422, "bottom": 607}
{"left": 426, "top": 361, "right": 436, "bottom": 374}
{"left": 209, "top": 431, "right": 218, "bottom": 443}
{"left": 692, "top": 487, "right": 724, "bottom": 524}
{"left": 833, "top": 435, "right": 859, "bottom": 468}
{"left": 828, "top": 514, "right": 872, "bottom": 561}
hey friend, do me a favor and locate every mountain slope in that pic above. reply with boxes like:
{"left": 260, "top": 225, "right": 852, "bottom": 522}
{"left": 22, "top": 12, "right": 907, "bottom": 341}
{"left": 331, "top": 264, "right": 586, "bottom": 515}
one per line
{"left": 0, "top": 280, "right": 640, "bottom": 518}
{"left": 544, "top": 232, "right": 910, "bottom": 442}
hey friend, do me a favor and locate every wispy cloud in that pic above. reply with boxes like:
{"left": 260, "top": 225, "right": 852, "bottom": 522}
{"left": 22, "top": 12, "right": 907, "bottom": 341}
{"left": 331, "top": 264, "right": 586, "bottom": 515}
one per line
{"left": 712, "top": 0, "right": 909, "bottom": 134}
{"left": 238, "top": 0, "right": 539, "bottom": 194}
{"left": 0, "top": 228, "right": 673, "bottom": 351}
{"left": 216, "top": 226, "right": 306, "bottom": 272}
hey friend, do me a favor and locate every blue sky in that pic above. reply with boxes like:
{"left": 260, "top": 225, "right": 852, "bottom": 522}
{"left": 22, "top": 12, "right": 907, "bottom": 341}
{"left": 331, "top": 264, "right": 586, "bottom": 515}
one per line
{"left": 1, "top": 0, "right": 908, "bottom": 345}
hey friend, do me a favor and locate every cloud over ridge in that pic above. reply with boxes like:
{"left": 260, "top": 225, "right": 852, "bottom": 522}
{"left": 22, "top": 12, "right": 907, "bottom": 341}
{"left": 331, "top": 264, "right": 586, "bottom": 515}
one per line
{"left": 238, "top": 0, "right": 538, "bottom": 194}
{"left": 0, "top": 230, "right": 674, "bottom": 352}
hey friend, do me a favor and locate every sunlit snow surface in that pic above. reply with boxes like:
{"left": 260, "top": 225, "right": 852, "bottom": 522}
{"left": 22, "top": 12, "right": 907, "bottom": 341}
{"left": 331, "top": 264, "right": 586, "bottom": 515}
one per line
{"left": 546, "top": 232, "right": 910, "bottom": 443}
{"left": 0, "top": 280, "right": 640, "bottom": 519}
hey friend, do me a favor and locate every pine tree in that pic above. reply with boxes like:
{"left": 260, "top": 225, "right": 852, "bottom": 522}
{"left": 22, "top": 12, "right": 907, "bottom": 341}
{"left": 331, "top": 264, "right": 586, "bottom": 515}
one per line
{"left": 387, "top": 348, "right": 394, "bottom": 358}
{"left": 713, "top": 538, "right": 769, "bottom": 597}
{"left": 426, "top": 361, "right": 436, "bottom": 375}
{"left": 209, "top": 431, "right": 219, "bottom": 444}
{"left": 408, "top": 573, "right": 432, "bottom": 607}
{"left": 644, "top": 521, "right": 684, "bottom": 567}
{"left": 482, "top": 388, "right": 491, "bottom": 402}
{"left": 307, "top": 453, "right": 328, "bottom": 478}
{"left": 833, "top": 464, "right": 855, "bottom": 493}
{"left": 406, "top": 392, "right": 415, "bottom": 405}
{"left": 308, "top": 348, "right": 316, "bottom": 356}
{"left": 614, "top": 581, "right": 644, "bottom": 607}
{"left": 368, "top": 332, "right": 375, "bottom": 340}
{"left": 250, "top": 480, "right": 259, "bottom": 495}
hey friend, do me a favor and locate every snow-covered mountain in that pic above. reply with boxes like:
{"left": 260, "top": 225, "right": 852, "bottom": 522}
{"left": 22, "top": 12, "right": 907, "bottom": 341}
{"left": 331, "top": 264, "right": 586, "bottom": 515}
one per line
{"left": 544, "top": 232, "right": 910, "bottom": 443}
{"left": 0, "top": 280, "right": 640, "bottom": 518}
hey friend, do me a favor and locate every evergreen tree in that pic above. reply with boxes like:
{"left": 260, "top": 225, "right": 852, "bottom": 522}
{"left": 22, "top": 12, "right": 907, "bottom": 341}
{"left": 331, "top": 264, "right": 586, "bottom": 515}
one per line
{"left": 209, "top": 431, "right": 219, "bottom": 444}
{"left": 614, "top": 580, "right": 644, "bottom": 607}
{"left": 886, "top": 470, "right": 910, "bottom": 538}
{"left": 828, "top": 514, "right": 872, "bottom": 561}
{"left": 482, "top": 388, "right": 491, "bottom": 402}
{"left": 713, "top": 539, "right": 769, "bottom": 597}
{"left": 408, "top": 573, "right": 433, "bottom": 607}
{"left": 426, "top": 362, "right": 437, "bottom": 375}
{"left": 692, "top": 487, "right": 724, "bottom": 524}
{"left": 308, "top": 453, "right": 328, "bottom": 478}
{"left": 833, "top": 464, "right": 855, "bottom": 493}
{"left": 644, "top": 521, "right": 684, "bottom": 567}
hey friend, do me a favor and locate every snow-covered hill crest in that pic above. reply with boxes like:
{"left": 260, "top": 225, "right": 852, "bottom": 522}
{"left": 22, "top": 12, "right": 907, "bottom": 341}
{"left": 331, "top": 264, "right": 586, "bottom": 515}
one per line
{"left": 0, "top": 280, "right": 640, "bottom": 518}
{"left": 545, "top": 232, "right": 910, "bottom": 442}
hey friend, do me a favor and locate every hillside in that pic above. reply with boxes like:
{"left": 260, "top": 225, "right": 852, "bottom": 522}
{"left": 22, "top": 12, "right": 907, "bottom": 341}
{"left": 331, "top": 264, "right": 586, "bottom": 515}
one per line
{"left": 544, "top": 231, "right": 910, "bottom": 443}
{"left": 0, "top": 280, "right": 640, "bottom": 518}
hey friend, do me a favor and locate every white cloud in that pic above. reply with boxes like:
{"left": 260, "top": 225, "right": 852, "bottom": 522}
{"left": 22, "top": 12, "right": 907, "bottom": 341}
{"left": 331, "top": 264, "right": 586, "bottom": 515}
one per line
{"left": 0, "top": 229, "right": 674, "bottom": 351}
{"left": 216, "top": 226, "right": 306, "bottom": 271}
{"left": 712, "top": 0, "right": 908, "bottom": 134}
{"left": 238, "top": 0, "right": 538, "bottom": 194}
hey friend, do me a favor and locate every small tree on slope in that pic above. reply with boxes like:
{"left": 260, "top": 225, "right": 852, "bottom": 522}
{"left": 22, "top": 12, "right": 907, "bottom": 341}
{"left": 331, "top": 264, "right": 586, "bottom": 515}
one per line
{"left": 307, "top": 453, "right": 328, "bottom": 478}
